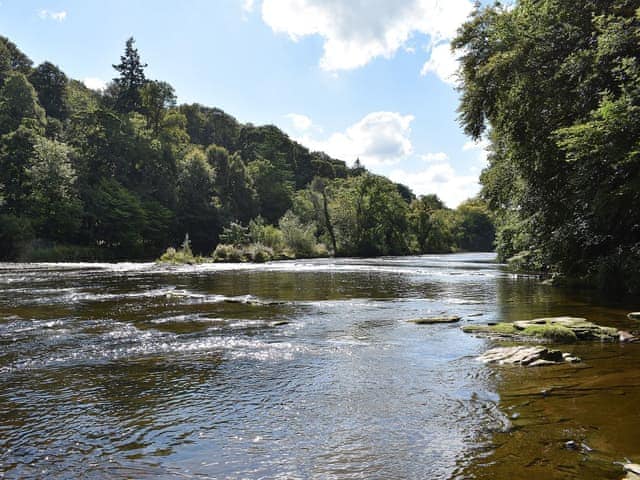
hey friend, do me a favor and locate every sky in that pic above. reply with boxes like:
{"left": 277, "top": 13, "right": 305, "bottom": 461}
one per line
{"left": 0, "top": 0, "right": 491, "bottom": 207}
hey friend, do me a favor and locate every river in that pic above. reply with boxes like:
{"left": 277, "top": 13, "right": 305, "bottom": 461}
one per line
{"left": 0, "top": 253, "right": 638, "bottom": 479}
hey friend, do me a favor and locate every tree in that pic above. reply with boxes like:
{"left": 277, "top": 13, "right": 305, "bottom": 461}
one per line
{"left": 455, "top": 0, "right": 640, "bottom": 292}
{"left": 176, "top": 149, "right": 219, "bottom": 253}
{"left": 247, "top": 157, "right": 294, "bottom": 223}
{"left": 112, "top": 37, "right": 147, "bottom": 113}
{"left": 408, "top": 194, "right": 446, "bottom": 253}
{"left": 27, "top": 137, "right": 82, "bottom": 240}
{"left": 29, "top": 62, "right": 69, "bottom": 120}
{"left": 0, "top": 72, "right": 46, "bottom": 134}
{"left": 140, "top": 80, "right": 176, "bottom": 135}
{"left": 329, "top": 174, "right": 409, "bottom": 256}
{"left": 0, "top": 36, "right": 32, "bottom": 84}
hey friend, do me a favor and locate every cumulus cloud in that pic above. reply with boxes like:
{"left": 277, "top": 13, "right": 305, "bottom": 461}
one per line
{"left": 294, "top": 111, "right": 414, "bottom": 167}
{"left": 83, "top": 77, "right": 107, "bottom": 91}
{"left": 285, "top": 113, "right": 313, "bottom": 132}
{"left": 242, "top": 0, "right": 255, "bottom": 13}
{"left": 389, "top": 162, "right": 480, "bottom": 208}
{"left": 421, "top": 151, "right": 449, "bottom": 163}
{"left": 420, "top": 41, "right": 459, "bottom": 85}
{"left": 38, "top": 9, "right": 67, "bottom": 21}
{"left": 463, "top": 138, "right": 491, "bottom": 165}
{"left": 259, "top": 0, "right": 473, "bottom": 75}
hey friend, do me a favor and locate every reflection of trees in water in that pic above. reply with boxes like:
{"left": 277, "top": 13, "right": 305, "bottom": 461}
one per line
{"left": 495, "top": 276, "right": 635, "bottom": 325}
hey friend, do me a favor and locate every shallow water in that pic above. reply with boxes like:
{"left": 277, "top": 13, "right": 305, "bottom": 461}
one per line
{"left": 0, "top": 254, "right": 637, "bottom": 479}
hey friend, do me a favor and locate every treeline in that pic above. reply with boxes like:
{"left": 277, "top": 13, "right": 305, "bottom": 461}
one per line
{"left": 455, "top": 1, "right": 640, "bottom": 294}
{"left": 0, "top": 36, "right": 494, "bottom": 261}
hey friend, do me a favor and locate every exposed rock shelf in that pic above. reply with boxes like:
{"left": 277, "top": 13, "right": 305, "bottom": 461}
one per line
{"left": 462, "top": 316, "right": 623, "bottom": 342}
{"left": 478, "top": 346, "right": 580, "bottom": 367}
{"left": 408, "top": 316, "right": 461, "bottom": 325}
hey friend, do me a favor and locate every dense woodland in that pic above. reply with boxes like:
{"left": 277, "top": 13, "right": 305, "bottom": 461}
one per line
{"left": 455, "top": 0, "right": 640, "bottom": 294}
{"left": 0, "top": 36, "right": 494, "bottom": 262}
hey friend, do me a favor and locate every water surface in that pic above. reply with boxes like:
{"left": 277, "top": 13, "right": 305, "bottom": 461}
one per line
{"left": 0, "top": 254, "right": 638, "bottom": 479}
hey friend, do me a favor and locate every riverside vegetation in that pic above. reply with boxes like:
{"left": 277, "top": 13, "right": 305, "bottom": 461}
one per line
{"left": 454, "top": 0, "right": 640, "bottom": 295}
{"left": 0, "top": 36, "right": 494, "bottom": 263}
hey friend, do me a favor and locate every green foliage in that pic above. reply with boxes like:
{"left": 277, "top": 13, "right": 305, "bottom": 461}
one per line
{"left": 0, "top": 35, "right": 492, "bottom": 262}
{"left": 329, "top": 174, "right": 410, "bottom": 256}
{"left": 29, "top": 62, "right": 68, "bottom": 120}
{"left": 0, "top": 214, "right": 33, "bottom": 259}
{"left": 85, "top": 177, "right": 147, "bottom": 250}
{"left": 278, "top": 211, "right": 317, "bottom": 257}
{"left": 247, "top": 157, "right": 294, "bottom": 222}
{"left": 176, "top": 149, "right": 218, "bottom": 253}
{"left": 159, "top": 233, "right": 203, "bottom": 264}
{"left": 454, "top": 199, "right": 495, "bottom": 252}
{"left": 27, "top": 137, "right": 82, "bottom": 240}
{"left": 112, "top": 37, "right": 147, "bottom": 113}
{"left": 140, "top": 80, "right": 176, "bottom": 134}
{"left": 211, "top": 243, "right": 244, "bottom": 262}
{"left": 0, "top": 72, "right": 46, "bottom": 134}
{"left": 455, "top": 0, "right": 640, "bottom": 293}
{"left": 219, "top": 222, "right": 250, "bottom": 246}
{"left": 249, "top": 216, "right": 285, "bottom": 250}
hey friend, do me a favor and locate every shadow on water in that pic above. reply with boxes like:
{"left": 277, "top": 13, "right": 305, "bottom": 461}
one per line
{"left": 457, "top": 275, "right": 640, "bottom": 480}
{"left": 0, "top": 254, "right": 638, "bottom": 479}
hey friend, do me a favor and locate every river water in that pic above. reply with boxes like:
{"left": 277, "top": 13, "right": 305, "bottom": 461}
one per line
{"left": 0, "top": 253, "right": 638, "bottom": 479}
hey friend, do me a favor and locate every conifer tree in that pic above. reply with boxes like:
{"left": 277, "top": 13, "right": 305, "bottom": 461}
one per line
{"left": 112, "top": 37, "right": 147, "bottom": 113}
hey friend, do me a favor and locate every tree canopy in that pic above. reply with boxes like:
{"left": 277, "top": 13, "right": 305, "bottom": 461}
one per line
{"left": 0, "top": 35, "right": 494, "bottom": 261}
{"left": 455, "top": 0, "right": 640, "bottom": 294}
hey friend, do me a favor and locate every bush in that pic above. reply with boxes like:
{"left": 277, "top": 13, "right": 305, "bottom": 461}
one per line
{"left": 0, "top": 214, "right": 34, "bottom": 260}
{"left": 247, "top": 243, "right": 274, "bottom": 263}
{"left": 212, "top": 243, "right": 244, "bottom": 262}
{"left": 279, "top": 210, "right": 317, "bottom": 257}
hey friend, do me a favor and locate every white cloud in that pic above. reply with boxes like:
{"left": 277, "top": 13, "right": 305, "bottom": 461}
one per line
{"left": 294, "top": 111, "right": 414, "bottom": 167}
{"left": 420, "top": 41, "right": 459, "bottom": 85}
{"left": 83, "top": 77, "right": 107, "bottom": 91}
{"left": 242, "top": 0, "right": 255, "bottom": 13}
{"left": 285, "top": 113, "right": 313, "bottom": 132}
{"left": 463, "top": 138, "right": 491, "bottom": 165}
{"left": 38, "top": 9, "right": 67, "bottom": 21}
{"left": 259, "top": 0, "right": 473, "bottom": 75}
{"left": 389, "top": 162, "right": 480, "bottom": 208}
{"left": 421, "top": 152, "right": 449, "bottom": 163}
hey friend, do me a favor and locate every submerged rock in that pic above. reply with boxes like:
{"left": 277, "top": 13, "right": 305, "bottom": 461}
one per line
{"left": 463, "top": 316, "right": 619, "bottom": 342}
{"left": 478, "top": 346, "right": 580, "bottom": 367}
{"left": 408, "top": 316, "right": 461, "bottom": 324}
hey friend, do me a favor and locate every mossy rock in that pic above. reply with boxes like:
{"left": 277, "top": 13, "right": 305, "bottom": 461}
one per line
{"left": 408, "top": 316, "right": 461, "bottom": 325}
{"left": 462, "top": 316, "right": 619, "bottom": 343}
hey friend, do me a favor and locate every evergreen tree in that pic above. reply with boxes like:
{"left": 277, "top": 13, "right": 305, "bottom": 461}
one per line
{"left": 112, "top": 37, "right": 147, "bottom": 113}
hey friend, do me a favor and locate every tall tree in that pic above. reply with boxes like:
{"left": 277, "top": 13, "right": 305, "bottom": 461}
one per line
{"left": 112, "top": 37, "right": 147, "bottom": 113}
{"left": 455, "top": 0, "right": 640, "bottom": 292}
{"left": 29, "top": 62, "right": 69, "bottom": 120}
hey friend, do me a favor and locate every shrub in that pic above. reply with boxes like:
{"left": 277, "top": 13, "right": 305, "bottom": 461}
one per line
{"left": 247, "top": 243, "right": 273, "bottom": 263}
{"left": 279, "top": 210, "right": 317, "bottom": 257}
{"left": 212, "top": 243, "right": 244, "bottom": 262}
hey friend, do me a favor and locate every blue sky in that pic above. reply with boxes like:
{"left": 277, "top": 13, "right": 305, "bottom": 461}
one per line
{"left": 0, "top": 0, "right": 490, "bottom": 207}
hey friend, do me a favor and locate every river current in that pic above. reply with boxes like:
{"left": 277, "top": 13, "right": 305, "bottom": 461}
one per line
{"left": 0, "top": 254, "right": 638, "bottom": 479}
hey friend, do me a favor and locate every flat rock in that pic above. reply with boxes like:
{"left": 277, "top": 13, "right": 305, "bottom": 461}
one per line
{"left": 477, "top": 346, "right": 579, "bottom": 366}
{"left": 270, "top": 320, "right": 290, "bottom": 327}
{"left": 623, "top": 464, "right": 640, "bottom": 480}
{"left": 463, "top": 316, "right": 619, "bottom": 342}
{"left": 619, "top": 330, "right": 639, "bottom": 343}
{"left": 409, "top": 316, "right": 461, "bottom": 324}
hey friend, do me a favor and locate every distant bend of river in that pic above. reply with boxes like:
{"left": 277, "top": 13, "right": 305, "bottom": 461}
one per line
{"left": 0, "top": 253, "right": 638, "bottom": 479}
